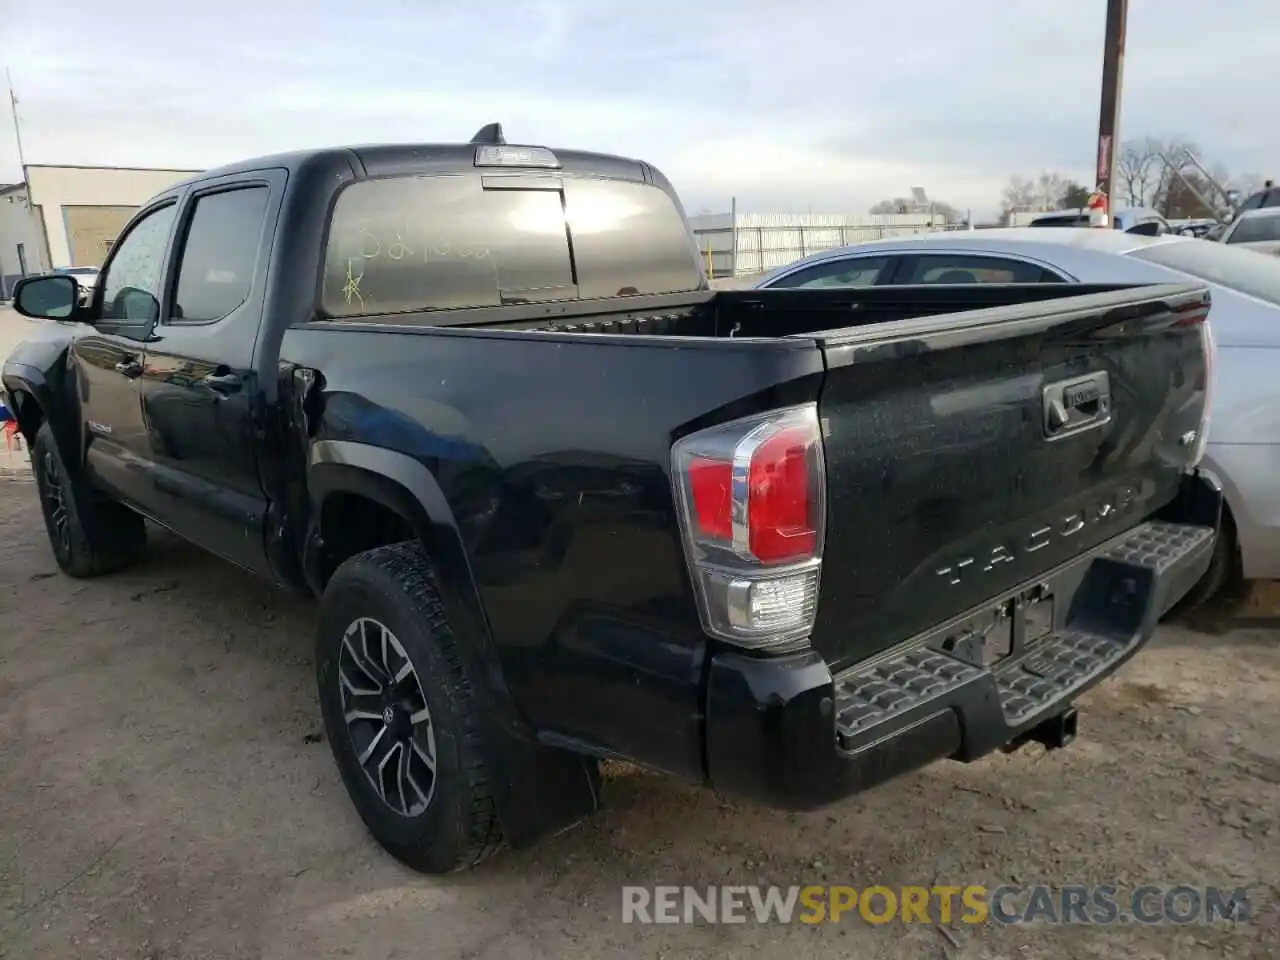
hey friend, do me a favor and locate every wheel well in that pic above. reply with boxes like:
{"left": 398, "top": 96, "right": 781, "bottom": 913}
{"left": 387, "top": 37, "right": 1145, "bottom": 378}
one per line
{"left": 318, "top": 492, "right": 417, "bottom": 584}
{"left": 7, "top": 389, "right": 44, "bottom": 445}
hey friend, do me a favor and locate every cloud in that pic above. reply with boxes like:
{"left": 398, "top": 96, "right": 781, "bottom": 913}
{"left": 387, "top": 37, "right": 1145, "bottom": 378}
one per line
{"left": 4, "top": 0, "right": 1277, "bottom": 218}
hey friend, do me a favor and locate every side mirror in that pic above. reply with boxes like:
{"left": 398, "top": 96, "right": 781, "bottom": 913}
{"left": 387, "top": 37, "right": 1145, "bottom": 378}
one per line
{"left": 12, "top": 274, "right": 83, "bottom": 321}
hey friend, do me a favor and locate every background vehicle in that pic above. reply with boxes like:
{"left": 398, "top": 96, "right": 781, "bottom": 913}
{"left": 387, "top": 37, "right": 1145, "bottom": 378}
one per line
{"left": 757, "top": 228, "right": 1279, "bottom": 607}
{"left": 1028, "top": 206, "right": 1171, "bottom": 236}
{"left": 1232, "top": 183, "right": 1280, "bottom": 215}
{"left": 3, "top": 133, "right": 1218, "bottom": 874}
{"left": 53, "top": 267, "right": 100, "bottom": 305}
{"left": 1217, "top": 207, "right": 1280, "bottom": 255}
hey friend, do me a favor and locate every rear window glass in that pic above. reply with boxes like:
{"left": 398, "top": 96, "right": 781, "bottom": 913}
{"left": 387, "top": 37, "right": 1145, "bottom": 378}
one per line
{"left": 1226, "top": 215, "right": 1280, "bottom": 244}
{"left": 1129, "top": 239, "right": 1280, "bottom": 306}
{"left": 321, "top": 174, "right": 702, "bottom": 317}
{"left": 1029, "top": 215, "right": 1088, "bottom": 228}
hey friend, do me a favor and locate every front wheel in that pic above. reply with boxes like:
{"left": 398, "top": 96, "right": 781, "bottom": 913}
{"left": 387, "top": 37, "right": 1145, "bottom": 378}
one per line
{"left": 31, "top": 422, "right": 146, "bottom": 577}
{"left": 315, "top": 541, "right": 504, "bottom": 873}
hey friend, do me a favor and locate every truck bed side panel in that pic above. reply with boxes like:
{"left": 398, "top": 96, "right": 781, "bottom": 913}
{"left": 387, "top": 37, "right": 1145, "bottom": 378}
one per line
{"left": 282, "top": 325, "right": 824, "bottom": 779}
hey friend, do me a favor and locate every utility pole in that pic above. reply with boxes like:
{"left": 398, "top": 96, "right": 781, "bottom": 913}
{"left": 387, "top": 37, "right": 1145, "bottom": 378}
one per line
{"left": 1093, "top": 0, "right": 1128, "bottom": 223}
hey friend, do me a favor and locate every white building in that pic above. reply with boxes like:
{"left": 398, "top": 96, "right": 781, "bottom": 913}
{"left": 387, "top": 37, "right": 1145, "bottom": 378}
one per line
{"left": 0, "top": 164, "right": 200, "bottom": 295}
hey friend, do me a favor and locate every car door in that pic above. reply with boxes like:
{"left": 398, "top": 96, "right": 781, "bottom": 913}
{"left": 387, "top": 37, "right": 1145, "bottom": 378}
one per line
{"left": 137, "top": 172, "right": 282, "bottom": 577}
{"left": 73, "top": 199, "right": 181, "bottom": 509}
{"left": 889, "top": 252, "right": 1068, "bottom": 284}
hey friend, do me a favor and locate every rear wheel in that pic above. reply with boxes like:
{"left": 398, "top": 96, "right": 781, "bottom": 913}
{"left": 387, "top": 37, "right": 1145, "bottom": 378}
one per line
{"left": 316, "top": 541, "right": 503, "bottom": 873}
{"left": 31, "top": 422, "right": 146, "bottom": 577}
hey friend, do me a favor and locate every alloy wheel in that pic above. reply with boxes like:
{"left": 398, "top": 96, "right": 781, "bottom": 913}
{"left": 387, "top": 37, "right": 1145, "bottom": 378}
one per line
{"left": 39, "top": 451, "right": 71, "bottom": 555}
{"left": 337, "top": 617, "right": 438, "bottom": 817}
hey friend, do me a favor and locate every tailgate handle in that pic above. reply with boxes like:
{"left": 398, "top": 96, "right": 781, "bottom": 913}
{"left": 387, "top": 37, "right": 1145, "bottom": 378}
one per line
{"left": 1043, "top": 372, "right": 1111, "bottom": 439}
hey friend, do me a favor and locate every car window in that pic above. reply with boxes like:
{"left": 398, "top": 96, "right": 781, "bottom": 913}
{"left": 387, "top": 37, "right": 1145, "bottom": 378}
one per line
{"left": 1125, "top": 220, "right": 1165, "bottom": 237}
{"left": 768, "top": 257, "right": 891, "bottom": 289}
{"left": 100, "top": 203, "right": 178, "bottom": 323}
{"left": 321, "top": 175, "right": 701, "bottom": 317}
{"left": 900, "top": 254, "right": 1061, "bottom": 284}
{"left": 564, "top": 179, "right": 705, "bottom": 299}
{"left": 1130, "top": 240, "right": 1280, "bottom": 306}
{"left": 1236, "top": 193, "right": 1264, "bottom": 213}
{"left": 1226, "top": 216, "right": 1280, "bottom": 244}
{"left": 171, "top": 187, "right": 270, "bottom": 324}
{"left": 1029, "top": 215, "right": 1088, "bottom": 228}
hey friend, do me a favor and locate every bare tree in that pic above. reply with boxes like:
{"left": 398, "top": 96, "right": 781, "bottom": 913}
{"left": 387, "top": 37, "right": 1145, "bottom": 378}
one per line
{"left": 1144, "top": 137, "right": 1201, "bottom": 212}
{"left": 1117, "top": 138, "right": 1162, "bottom": 206}
{"left": 1000, "top": 176, "right": 1039, "bottom": 219}
{"left": 1000, "top": 173, "right": 1079, "bottom": 220}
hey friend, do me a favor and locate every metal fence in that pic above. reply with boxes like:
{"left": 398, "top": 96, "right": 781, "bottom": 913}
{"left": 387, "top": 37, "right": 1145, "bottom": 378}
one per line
{"left": 688, "top": 213, "right": 968, "bottom": 280}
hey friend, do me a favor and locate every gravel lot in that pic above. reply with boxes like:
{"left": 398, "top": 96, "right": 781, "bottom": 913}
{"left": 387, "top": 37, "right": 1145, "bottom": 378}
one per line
{"left": 1, "top": 307, "right": 1279, "bottom": 959}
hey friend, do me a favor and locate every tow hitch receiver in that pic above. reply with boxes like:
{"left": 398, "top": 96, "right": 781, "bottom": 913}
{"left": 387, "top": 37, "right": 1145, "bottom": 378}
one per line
{"left": 1002, "top": 707, "right": 1079, "bottom": 754}
{"left": 1031, "top": 707, "right": 1079, "bottom": 751}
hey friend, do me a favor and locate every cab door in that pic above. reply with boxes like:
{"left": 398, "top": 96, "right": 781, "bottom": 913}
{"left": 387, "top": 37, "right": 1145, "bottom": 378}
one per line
{"left": 136, "top": 172, "right": 282, "bottom": 577}
{"left": 73, "top": 199, "right": 180, "bottom": 510}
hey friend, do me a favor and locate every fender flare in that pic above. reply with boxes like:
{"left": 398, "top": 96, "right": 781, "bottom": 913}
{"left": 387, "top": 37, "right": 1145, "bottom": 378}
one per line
{"left": 2, "top": 352, "right": 78, "bottom": 462}
{"left": 306, "top": 440, "right": 602, "bottom": 846}
{"left": 308, "top": 439, "right": 496, "bottom": 667}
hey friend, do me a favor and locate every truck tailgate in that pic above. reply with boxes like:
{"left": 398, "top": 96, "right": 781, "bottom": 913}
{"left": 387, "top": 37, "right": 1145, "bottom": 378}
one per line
{"left": 809, "top": 283, "right": 1211, "bottom": 670}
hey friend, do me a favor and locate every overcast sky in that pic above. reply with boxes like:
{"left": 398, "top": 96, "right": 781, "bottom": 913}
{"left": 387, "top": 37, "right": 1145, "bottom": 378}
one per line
{"left": 4, "top": 0, "right": 1276, "bottom": 217}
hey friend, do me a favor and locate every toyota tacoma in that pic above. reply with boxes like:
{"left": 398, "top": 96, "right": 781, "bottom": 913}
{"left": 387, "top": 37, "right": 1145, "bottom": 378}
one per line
{"left": 3, "top": 124, "right": 1221, "bottom": 873}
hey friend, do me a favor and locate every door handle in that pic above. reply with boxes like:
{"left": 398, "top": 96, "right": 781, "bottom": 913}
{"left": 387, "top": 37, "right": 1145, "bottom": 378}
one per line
{"left": 114, "top": 357, "right": 142, "bottom": 378}
{"left": 200, "top": 371, "right": 242, "bottom": 394}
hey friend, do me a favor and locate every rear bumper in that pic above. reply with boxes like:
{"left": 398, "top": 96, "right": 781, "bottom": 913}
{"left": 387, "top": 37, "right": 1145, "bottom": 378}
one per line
{"left": 704, "top": 472, "right": 1222, "bottom": 811}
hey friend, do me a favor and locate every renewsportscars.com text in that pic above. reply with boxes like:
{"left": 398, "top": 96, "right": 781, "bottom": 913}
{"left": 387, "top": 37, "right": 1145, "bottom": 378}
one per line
{"left": 621, "top": 884, "right": 1252, "bottom": 926}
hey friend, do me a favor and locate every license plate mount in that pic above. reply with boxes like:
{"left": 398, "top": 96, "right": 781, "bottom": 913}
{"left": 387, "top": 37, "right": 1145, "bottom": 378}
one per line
{"left": 1022, "top": 592, "right": 1055, "bottom": 647}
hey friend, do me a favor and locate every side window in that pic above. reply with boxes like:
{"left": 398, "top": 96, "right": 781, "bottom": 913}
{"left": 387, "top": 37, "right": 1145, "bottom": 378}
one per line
{"left": 900, "top": 254, "right": 1060, "bottom": 284}
{"left": 770, "top": 257, "right": 891, "bottom": 289}
{"left": 100, "top": 203, "right": 178, "bottom": 324}
{"left": 171, "top": 187, "right": 270, "bottom": 324}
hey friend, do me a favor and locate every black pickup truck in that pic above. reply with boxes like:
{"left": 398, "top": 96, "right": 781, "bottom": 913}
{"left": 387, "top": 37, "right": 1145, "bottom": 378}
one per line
{"left": 3, "top": 125, "right": 1221, "bottom": 874}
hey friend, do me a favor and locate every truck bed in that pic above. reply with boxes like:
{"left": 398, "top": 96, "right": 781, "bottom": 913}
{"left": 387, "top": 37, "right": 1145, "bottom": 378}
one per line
{"left": 316, "top": 282, "right": 1172, "bottom": 340}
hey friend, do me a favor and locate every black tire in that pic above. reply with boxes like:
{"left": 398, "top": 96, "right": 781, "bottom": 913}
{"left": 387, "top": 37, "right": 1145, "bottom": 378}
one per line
{"left": 31, "top": 422, "right": 146, "bottom": 578}
{"left": 316, "top": 541, "right": 504, "bottom": 873}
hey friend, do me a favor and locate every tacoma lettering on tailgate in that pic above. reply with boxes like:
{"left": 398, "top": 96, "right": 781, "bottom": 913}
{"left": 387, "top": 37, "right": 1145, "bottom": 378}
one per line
{"left": 936, "top": 484, "right": 1140, "bottom": 587}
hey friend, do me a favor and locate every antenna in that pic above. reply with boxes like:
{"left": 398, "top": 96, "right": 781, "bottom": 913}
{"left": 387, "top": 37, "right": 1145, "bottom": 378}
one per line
{"left": 469, "top": 123, "right": 506, "bottom": 145}
{"left": 6, "top": 67, "right": 26, "bottom": 173}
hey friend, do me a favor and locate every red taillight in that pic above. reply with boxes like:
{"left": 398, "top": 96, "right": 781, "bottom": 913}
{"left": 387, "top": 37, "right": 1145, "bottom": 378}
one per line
{"left": 689, "top": 457, "right": 732, "bottom": 539}
{"left": 747, "top": 426, "right": 817, "bottom": 562}
{"left": 682, "top": 425, "right": 820, "bottom": 564}
{"left": 671, "top": 405, "right": 826, "bottom": 649}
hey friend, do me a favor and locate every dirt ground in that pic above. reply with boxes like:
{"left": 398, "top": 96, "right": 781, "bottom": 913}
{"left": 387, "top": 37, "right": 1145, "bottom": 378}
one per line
{"left": 1, "top": 467, "right": 1279, "bottom": 958}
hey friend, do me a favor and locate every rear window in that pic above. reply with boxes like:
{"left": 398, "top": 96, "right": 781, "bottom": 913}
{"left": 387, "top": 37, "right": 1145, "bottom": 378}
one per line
{"left": 1226, "top": 215, "right": 1280, "bottom": 244}
{"left": 321, "top": 174, "right": 702, "bottom": 317}
{"left": 1029, "top": 215, "right": 1088, "bottom": 228}
{"left": 1129, "top": 239, "right": 1280, "bottom": 306}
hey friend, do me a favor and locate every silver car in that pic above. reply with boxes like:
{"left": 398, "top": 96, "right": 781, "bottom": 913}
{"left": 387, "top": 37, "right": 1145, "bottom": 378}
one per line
{"left": 1218, "top": 207, "right": 1280, "bottom": 256}
{"left": 757, "top": 228, "right": 1280, "bottom": 606}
